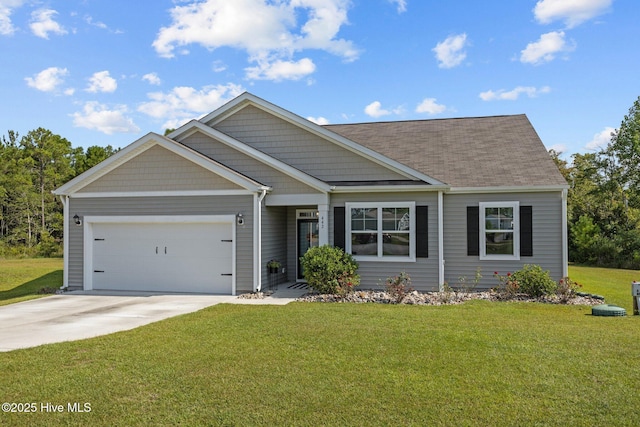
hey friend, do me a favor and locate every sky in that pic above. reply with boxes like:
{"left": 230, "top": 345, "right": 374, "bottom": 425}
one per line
{"left": 1, "top": 0, "right": 638, "bottom": 159}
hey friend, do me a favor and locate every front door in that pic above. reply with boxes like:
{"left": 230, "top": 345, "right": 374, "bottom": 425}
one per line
{"left": 297, "top": 218, "right": 319, "bottom": 280}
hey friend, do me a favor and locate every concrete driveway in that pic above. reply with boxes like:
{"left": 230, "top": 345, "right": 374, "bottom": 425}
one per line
{"left": 0, "top": 289, "right": 302, "bottom": 352}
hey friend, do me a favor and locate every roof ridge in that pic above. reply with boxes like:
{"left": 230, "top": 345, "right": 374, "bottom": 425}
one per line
{"left": 323, "top": 114, "right": 527, "bottom": 127}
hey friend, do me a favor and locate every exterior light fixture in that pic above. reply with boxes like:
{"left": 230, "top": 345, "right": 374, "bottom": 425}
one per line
{"left": 73, "top": 214, "right": 82, "bottom": 226}
{"left": 236, "top": 213, "right": 244, "bottom": 226}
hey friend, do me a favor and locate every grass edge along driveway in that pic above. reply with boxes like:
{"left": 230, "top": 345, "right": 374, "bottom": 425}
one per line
{"left": 1, "top": 263, "right": 639, "bottom": 426}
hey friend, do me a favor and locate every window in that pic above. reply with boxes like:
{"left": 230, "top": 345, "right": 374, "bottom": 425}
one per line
{"left": 479, "top": 202, "right": 519, "bottom": 260}
{"left": 346, "top": 202, "right": 415, "bottom": 261}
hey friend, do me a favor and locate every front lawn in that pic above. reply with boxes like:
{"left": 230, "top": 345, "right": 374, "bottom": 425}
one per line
{"left": 0, "top": 262, "right": 638, "bottom": 425}
{"left": 1, "top": 298, "right": 639, "bottom": 425}
{"left": 569, "top": 264, "right": 639, "bottom": 311}
{"left": 0, "top": 258, "right": 62, "bottom": 306}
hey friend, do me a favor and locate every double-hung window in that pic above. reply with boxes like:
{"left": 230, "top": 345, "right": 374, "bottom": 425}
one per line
{"left": 346, "top": 202, "right": 415, "bottom": 261}
{"left": 479, "top": 201, "right": 520, "bottom": 260}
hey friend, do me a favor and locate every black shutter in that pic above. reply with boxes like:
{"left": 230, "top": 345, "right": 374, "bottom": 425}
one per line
{"left": 467, "top": 206, "right": 480, "bottom": 256}
{"left": 416, "top": 206, "right": 428, "bottom": 258}
{"left": 520, "top": 206, "right": 533, "bottom": 257}
{"left": 334, "top": 207, "right": 345, "bottom": 249}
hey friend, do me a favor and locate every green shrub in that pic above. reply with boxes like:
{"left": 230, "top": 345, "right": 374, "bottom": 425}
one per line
{"left": 510, "top": 264, "right": 557, "bottom": 297}
{"left": 300, "top": 245, "right": 360, "bottom": 295}
{"left": 556, "top": 277, "right": 582, "bottom": 302}
{"left": 384, "top": 272, "right": 413, "bottom": 303}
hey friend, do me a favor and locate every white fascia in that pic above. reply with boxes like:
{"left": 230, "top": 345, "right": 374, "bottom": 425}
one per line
{"left": 331, "top": 184, "right": 449, "bottom": 193}
{"left": 71, "top": 190, "right": 259, "bottom": 198}
{"left": 447, "top": 185, "right": 569, "bottom": 194}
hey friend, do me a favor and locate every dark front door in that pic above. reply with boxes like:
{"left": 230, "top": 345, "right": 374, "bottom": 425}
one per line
{"left": 297, "top": 219, "right": 319, "bottom": 279}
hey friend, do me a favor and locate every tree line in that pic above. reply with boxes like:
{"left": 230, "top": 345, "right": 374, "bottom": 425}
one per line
{"left": 0, "top": 128, "right": 117, "bottom": 257}
{"left": 2, "top": 97, "right": 640, "bottom": 269}
{"left": 553, "top": 95, "right": 640, "bottom": 269}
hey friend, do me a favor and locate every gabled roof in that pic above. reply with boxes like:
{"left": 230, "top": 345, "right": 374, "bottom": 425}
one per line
{"left": 325, "top": 115, "right": 568, "bottom": 189}
{"left": 187, "top": 92, "right": 445, "bottom": 186}
{"left": 170, "top": 120, "right": 334, "bottom": 193}
{"left": 54, "top": 132, "right": 269, "bottom": 196}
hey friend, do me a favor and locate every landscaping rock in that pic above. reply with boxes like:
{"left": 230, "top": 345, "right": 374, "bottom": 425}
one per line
{"left": 298, "top": 290, "right": 605, "bottom": 306}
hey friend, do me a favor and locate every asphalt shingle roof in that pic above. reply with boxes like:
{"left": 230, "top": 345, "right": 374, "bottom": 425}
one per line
{"left": 324, "top": 114, "right": 567, "bottom": 188}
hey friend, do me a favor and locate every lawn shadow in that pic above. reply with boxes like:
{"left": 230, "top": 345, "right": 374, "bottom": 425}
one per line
{"left": 0, "top": 270, "right": 63, "bottom": 302}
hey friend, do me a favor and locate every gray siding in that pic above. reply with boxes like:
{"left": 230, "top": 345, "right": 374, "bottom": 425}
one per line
{"left": 443, "top": 192, "right": 564, "bottom": 289}
{"left": 330, "top": 192, "right": 440, "bottom": 292}
{"left": 80, "top": 145, "right": 243, "bottom": 192}
{"left": 67, "top": 195, "right": 254, "bottom": 293}
{"left": 214, "top": 105, "right": 409, "bottom": 182}
{"left": 261, "top": 205, "right": 288, "bottom": 289}
{"left": 182, "top": 132, "right": 321, "bottom": 195}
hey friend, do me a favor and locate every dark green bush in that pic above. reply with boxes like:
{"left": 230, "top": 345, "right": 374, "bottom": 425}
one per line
{"left": 300, "top": 245, "right": 360, "bottom": 295}
{"left": 510, "top": 264, "right": 557, "bottom": 297}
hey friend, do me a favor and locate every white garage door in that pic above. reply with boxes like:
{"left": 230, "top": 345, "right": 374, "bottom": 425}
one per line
{"left": 90, "top": 220, "right": 233, "bottom": 294}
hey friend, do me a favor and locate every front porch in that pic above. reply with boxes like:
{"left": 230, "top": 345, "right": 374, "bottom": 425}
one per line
{"left": 260, "top": 203, "right": 327, "bottom": 291}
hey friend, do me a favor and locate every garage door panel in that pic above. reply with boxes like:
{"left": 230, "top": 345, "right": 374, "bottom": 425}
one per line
{"left": 91, "top": 220, "right": 234, "bottom": 294}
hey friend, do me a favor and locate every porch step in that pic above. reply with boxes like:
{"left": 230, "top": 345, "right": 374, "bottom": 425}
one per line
{"left": 288, "top": 282, "right": 309, "bottom": 290}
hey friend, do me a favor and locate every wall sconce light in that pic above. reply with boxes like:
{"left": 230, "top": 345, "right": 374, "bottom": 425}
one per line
{"left": 73, "top": 214, "right": 82, "bottom": 226}
{"left": 236, "top": 213, "right": 244, "bottom": 226}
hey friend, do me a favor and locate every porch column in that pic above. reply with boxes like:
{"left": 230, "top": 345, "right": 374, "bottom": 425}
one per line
{"left": 318, "top": 203, "right": 329, "bottom": 246}
{"left": 438, "top": 190, "right": 445, "bottom": 291}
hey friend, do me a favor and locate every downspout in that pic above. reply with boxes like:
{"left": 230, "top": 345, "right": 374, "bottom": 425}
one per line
{"left": 59, "top": 195, "right": 69, "bottom": 289}
{"left": 561, "top": 188, "right": 568, "bottom": 278}
{"left": 438, "top": 190, "right": 445, "bottom": 291}
{"left": 254, "top": 189, "right": 268, "bottom": 292}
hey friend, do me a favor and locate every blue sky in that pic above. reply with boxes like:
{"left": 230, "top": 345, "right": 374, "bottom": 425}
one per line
{"left": 1, "top": 0, "right": 637, "bottom": 157}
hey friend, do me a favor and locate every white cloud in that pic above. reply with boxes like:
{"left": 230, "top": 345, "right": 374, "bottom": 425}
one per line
{"left": 212, "top": 60, "right": 227, "bottom": 72}
{"left": 389, "top": 0, "right": 407, "bottom": 13}
{"left": 479, "top": 86, "right": 551, "bottom": 101}
{"left": 585, "top": 126, "right": 615, "bottom": 151}
{"left": 0, "top": 0, "right": 25, "bottom": 35}
{"left": 307, "top": 116, "right": 329, "bottom": 125}
{"left": 245, "top": 57, "right": 316, "bottom": 81}
{"left": 365, "top": 101, "right": 390, "bottom": 118}
{"left": 29, "top": 8, "right": 67, "bottom": 39}
{"left": 24, "top": 67, "right": 68, "bottom": 92}
{"left": 138, "top": 83, "right": 244, "bottom": 130}
{"left": 86, "top": 70, "right": 117, "bottom": 93}
{"left": 152, "top": 0, "right": 359, "bottom": 81}
{"left": 432, "top": 33, "right": 468, "bottom": 69}
{"left": 534, "top": 0, "right": 612, "bottom": 28}
{"left": 142, "top": 72, "right": 161, "bottom": 86}
{"left": 416, "top": 98, "right": 446, "bottom": 115}
{"left": 72, "top": 102, "right": 140, "bottom": 135}
{"left": 548, "top": 143, "right": 568, "bottom": 154}
{"left": 520, "top": 31, "right": 575, "bottom": 65}
{"left": 364, "top": 101, "right": 404, "bottom": 118}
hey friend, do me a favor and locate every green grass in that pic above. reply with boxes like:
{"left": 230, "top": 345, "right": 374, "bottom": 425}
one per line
{"left": 569, "top": 264, "right": 640, "bottom": 311}
{"left": 0, "top": 258, "right": 63, "bottom": 306}
{"left": 0, "top": 262, "right": 638, "bottom": 426}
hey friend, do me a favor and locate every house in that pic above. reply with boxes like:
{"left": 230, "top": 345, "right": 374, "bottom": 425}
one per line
{"left": 53, "top": 92, "right": 568, "bottom": 295}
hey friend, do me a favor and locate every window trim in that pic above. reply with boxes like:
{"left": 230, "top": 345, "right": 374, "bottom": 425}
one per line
{"left": 345, "top": 202, "right": 416, "bottom": 262}
{"left": 479, "top": 201, "right": 520, "bottom": 260}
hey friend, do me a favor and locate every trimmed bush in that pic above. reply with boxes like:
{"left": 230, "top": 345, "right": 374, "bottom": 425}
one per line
{"left": 510, "top": 264, "right": 557, "bottom": 297}
{"left": 300, "top": 245, "right": 360, "bottom": 295}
